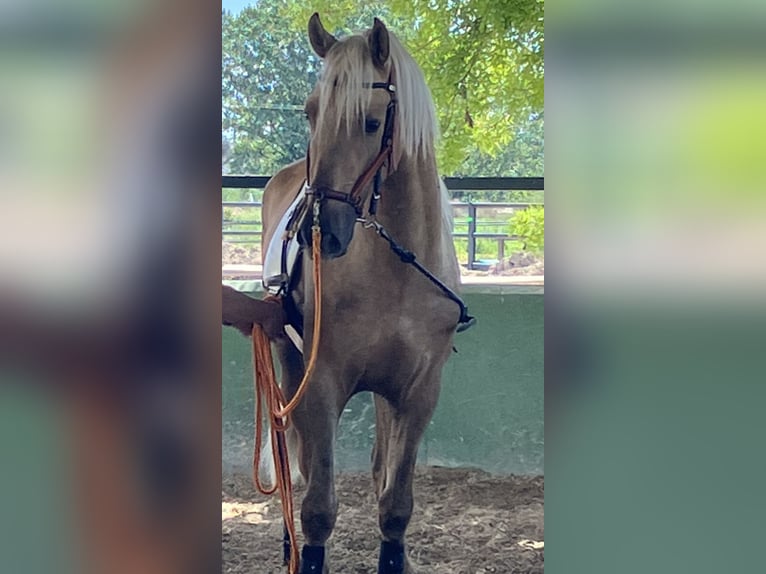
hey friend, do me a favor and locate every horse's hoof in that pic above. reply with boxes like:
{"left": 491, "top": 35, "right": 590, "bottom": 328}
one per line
{"left": 299, "top": 545, "right": 325, "bottom": 574}
{"left": 378, "top": 540, "right": 406, "bottom": 574}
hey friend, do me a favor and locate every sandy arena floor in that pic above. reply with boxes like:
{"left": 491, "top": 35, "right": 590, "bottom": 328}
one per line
{"left": 223, "top": 466, "right": 544, "bottom": 573}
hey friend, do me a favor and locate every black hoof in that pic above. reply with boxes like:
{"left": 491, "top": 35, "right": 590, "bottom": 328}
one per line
{"left": 300, "top": 545, "right": 325, "bottom": 574}
{"left": 378, "top": 540, "right": 405, "bottom": 574}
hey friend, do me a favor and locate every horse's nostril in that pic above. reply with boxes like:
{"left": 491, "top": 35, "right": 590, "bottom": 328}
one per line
{"left": 321, "top": 234, "right": 343, "bottom": 257}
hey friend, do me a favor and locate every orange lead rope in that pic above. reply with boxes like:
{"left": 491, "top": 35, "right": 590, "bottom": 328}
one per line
{"left": 251, "top": 218, "right": 323, "bottom": 574}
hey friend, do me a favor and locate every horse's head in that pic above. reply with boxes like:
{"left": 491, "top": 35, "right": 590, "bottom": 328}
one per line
{"left": 298, "top": 13, "right": 397, "bottom": 259}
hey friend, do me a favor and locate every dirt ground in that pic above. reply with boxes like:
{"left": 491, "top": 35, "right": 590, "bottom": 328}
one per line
{"left": 223, "top": 467, "right": 544, "bottom": 574}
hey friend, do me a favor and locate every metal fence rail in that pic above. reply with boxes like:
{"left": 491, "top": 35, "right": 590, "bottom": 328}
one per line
{"left": 223, "top": 175, "right": 543, "bottom": 191}
{"left": 223, "top": 176, "right": 544, "bottom": 269}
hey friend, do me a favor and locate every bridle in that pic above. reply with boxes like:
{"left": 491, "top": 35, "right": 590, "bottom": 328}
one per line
{"left": 304, "top": 79, "right": 397, "bottom": 217}
{"left": 281, "top": 76, "right": 476, "bottom": 333}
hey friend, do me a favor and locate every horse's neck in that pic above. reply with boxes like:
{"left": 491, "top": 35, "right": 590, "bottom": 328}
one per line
{"left": 377, "top": 156, "right": 445, "bottom": 266}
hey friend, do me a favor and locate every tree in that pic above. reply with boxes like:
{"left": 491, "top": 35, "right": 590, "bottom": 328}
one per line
{"left": 222, "top": 4, "right": 318, "bottom": 175}
{"left": 280, "top": 0, "right": 544, "bottom": 173}
{"left": 458, "top": 111, "right": 543, "bottom": 177}
{"left": 222, "top": 0, "right": 544, "bottom": 178}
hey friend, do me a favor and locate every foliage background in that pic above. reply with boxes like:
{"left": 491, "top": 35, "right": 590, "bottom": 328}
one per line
{"left": 222, "top": 0, "right": 544, "bottom": 182}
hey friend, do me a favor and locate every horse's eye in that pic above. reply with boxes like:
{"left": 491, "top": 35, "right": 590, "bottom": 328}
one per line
{"left": 365, "top": 118, "right": 380, "bottom": 133}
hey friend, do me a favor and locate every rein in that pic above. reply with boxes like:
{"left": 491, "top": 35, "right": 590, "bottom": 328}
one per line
{"left": 358, "top": 217, "right": 476, "bottom": 332}
{"left": 251, "top": 203, "right": 324, "bottom": 574}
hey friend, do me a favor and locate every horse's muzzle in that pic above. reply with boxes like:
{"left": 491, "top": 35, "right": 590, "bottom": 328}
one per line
{"left": 298, "top": 199, "right": 358, "bottom": 259}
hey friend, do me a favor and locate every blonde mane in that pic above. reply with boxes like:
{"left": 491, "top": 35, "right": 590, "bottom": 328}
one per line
{"left": 316, "top": 29, "right": 439, "bottom": 163}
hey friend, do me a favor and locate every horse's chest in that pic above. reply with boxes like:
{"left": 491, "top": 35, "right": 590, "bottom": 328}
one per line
{"left": 345, "top": 316, "right": 444, "bottom": 377}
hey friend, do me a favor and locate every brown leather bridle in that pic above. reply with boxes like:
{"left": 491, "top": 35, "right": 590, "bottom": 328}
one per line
{"left": 282, "top": 76, "right": 476, "bottom": 333}
{"left": 304, "top": 80, "right": 397, "bottom": 217}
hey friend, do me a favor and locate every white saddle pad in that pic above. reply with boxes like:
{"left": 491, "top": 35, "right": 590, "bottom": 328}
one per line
{"left": 262, "top": 182, "right": 307, "bottom": 295}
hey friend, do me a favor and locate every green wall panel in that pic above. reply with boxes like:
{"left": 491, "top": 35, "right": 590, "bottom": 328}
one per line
{"left": 223, "top": 286, "right": 543, "bottom": 476}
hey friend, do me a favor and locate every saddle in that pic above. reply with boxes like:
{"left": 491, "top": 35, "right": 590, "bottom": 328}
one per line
{"left": 262, "top": 181, "right": 309, "bottom": 353}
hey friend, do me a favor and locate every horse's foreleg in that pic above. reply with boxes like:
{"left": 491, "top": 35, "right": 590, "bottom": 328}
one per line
{"left": 295, "top": 414, "right": 338, "bottom": 545}
{"left": 288, "top": 372, "right": 342, "bottom": 574}
{"left": 293, "top": 412, "right": 337, "bottom": 574}
{"left": 375, "top": 377, "right": 440, "bottom": 574}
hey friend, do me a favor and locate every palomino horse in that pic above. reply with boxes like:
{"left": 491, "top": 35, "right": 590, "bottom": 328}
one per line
{"left": 257, "top": 13, "right": 473, "bottom": 574}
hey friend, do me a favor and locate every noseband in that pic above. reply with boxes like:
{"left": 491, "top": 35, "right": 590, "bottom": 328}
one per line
{"left": 305, "top": 80, "right": 397, "bottom": 217}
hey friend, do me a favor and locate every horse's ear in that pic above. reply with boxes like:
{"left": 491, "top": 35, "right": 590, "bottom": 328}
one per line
{"left": 308, "top": 12, "right": 337, "bottom": 58}
{"left": 368, "top": 17, "right": 390, "bottom": 68}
